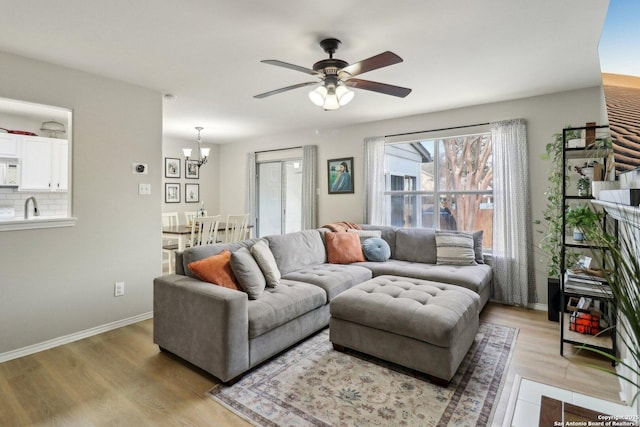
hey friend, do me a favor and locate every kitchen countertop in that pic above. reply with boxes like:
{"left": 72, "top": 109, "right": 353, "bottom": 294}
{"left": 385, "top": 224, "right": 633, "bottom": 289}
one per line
{"left": 0, "top": 216, "right": 77, "bottom": 232}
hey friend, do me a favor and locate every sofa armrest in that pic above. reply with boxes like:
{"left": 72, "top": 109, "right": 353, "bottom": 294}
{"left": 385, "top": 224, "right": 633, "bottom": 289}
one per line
{"left": 153, "top": 274, "right": 249, "bottom": 382}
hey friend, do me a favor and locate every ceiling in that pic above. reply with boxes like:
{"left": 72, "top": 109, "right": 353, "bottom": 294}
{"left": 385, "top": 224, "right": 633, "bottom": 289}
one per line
{"left": 0, "top": 1, "right": 609, "bottom": 143}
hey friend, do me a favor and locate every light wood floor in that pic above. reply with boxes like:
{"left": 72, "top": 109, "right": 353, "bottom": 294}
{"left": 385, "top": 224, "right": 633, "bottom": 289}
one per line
{"left": 0, "top": 303, "right": 624, "bottom": 426}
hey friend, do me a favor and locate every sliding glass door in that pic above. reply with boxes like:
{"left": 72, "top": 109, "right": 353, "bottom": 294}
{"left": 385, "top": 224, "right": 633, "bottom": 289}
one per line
{"left": 257, "top": 159, "right": 302, "bottom": 237}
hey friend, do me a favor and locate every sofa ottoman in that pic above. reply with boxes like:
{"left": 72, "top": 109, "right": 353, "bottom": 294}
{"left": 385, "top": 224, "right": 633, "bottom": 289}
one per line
{"left": 329, "top": 275, "right": 481, "bottom": 384}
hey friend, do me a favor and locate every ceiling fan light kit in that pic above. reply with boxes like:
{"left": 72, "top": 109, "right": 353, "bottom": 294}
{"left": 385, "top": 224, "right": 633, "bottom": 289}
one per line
{"left": 308, "top": 82, "right": 354, "bottom": 110}
{"left": 255, "top": 38, "right": 411, "bottom": 110}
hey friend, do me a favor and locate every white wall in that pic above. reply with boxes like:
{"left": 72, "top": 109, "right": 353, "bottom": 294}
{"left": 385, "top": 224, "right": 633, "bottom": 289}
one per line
{"left": 219, "top": 86, "right": 605, "bottom": 306}
{"left": 162, "top": 135, "right": 220, "bottom": 223}
{"left": 0, "top": 51, "right": 162, "bottom": 355}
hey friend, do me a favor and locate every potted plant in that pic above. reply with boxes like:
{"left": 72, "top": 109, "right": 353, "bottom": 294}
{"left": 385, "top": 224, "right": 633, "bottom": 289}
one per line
{"left": 536, "top": 127, "right": 609, "bottom": 321}
{"left": 565, "top": 205, "right": 602, "bottom": 242}
{"left": 577, "top": 176, "right": 591, "bottom": 197}
{"left": 535, "top": 128, "right": 582, "bottom": 321}
{"left": 536, "top": 128, "right": 581, "bottom": 278}
{"left": 536, "top": 128, "right": 610, "bottom": 270}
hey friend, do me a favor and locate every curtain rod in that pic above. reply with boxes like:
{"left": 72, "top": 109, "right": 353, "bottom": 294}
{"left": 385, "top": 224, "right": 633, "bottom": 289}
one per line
{"left": 385, "top": 122, "right": 491, "bottom": 138}
{"left": 255, "top": 146, "right": 303, "bottom": 154}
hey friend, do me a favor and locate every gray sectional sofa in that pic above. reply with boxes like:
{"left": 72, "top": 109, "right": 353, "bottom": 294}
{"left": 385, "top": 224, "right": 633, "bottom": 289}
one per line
{"left": 153, "top": 225, "right": 492, "bottom": 383}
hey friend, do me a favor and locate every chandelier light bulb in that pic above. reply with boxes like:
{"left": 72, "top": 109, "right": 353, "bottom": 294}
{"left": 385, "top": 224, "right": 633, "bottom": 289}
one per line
{"left": 322, "top": 85, "right": 340, "bottom": 110}
{"left": 336, "top": 85, "right": 354, "bottom": 106}
{"left": 323, "top": 95, "right": 340, "bottom": 110}
{"left": 309, "top": 86, "right": 327, "bottom": 106}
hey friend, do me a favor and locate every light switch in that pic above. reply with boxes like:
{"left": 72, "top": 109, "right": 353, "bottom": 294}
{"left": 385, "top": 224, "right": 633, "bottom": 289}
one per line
{"left": 139, "top": 183, "right": 151, "bottom": 195}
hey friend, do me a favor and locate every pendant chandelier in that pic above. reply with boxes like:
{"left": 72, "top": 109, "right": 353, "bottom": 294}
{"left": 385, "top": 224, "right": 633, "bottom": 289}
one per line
{"left": 183, "top": 126, "right": 210, "bottom": 168}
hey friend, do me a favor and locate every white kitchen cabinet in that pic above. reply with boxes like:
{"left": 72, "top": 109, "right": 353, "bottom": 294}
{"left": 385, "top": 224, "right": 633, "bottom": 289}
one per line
{"left": 20, "top": 136, "right": 68, "bottom": 192}
{"left": 0, "top": 133, "right": 18, "bottom": 157}
{"left": 51, "top": 139, "right": 68, "bottom": 191}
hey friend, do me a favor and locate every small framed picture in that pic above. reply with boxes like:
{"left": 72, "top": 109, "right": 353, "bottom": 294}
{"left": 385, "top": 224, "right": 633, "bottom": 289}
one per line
{"left": 185, "top": 183, "right": 199, "bottom": 203}
{"left": 185, "top": 160, "right": 199, "bottom": 179}
{"left": 164, "top": 157, "right": 180, "bottom": 178}
{"left": 327, "top": 157, "right": 354, "bottom": 194}
{"left": 577, "top": 255, "right": 592, "bottom": 269}
{"left": 165, "top": 183, "right": 180, "bottom": 203}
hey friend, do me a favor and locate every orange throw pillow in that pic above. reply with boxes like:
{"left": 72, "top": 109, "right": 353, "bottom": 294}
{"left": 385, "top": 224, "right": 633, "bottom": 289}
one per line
{"left": 325, "top": 231, "right": 366, "bottom": 264}
{"left": 187, "top": 250, "right": 240, "bottom": 290}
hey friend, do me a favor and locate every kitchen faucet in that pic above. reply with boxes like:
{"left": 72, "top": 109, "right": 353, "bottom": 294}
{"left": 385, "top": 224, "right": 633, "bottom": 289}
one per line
{"left": 24, "top": 196, "right": 40, "bottom": 219}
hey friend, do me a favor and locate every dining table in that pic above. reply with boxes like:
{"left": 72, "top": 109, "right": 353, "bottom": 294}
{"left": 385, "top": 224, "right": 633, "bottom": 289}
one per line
{"left": 162, "top": 223, "right": 253, "bottom": 252}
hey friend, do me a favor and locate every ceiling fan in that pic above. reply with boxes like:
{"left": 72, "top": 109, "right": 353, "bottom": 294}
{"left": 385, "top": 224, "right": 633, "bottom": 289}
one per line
{"left": 254, "top": 38, "right": 412, "bottom": 110}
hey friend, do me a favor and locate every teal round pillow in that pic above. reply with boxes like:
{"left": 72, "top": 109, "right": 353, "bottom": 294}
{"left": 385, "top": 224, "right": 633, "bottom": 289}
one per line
{"left": 362, "top": 237, "right": 391, "bottom": 262}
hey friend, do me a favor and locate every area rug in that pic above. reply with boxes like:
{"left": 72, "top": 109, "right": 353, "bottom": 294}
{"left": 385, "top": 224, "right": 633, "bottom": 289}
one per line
{"left": 208, "top": 322, "right": 518, "bottom": 427}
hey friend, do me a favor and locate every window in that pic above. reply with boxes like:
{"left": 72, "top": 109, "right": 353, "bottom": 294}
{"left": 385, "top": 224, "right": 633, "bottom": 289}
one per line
{"left": 383, "top": 133, "right": 493, "bottom": 248}
{"left": 0, "top": 97, "right": 74, "bottom": 231}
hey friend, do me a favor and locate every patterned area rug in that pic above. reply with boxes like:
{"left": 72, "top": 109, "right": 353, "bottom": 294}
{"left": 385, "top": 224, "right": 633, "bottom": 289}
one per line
{"left": 208, "top": 322, "right": 517, "bottom": 427}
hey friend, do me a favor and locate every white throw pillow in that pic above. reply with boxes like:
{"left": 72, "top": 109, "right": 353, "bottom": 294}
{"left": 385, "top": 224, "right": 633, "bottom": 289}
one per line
{"left": 250, "top": 239, "right": 281, "bottom": 287}
{"left": 435, "top": 231, "right": 477, "bottom": 265}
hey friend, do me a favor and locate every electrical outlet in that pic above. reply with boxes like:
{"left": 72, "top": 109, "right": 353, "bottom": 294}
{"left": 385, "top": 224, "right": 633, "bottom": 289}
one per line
{"left": 114, "top": 281, "right": 125, "bottom": 297}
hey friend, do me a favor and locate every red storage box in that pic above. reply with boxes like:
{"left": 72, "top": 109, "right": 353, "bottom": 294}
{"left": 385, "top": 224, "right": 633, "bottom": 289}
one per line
{"left": 569, "top": 312, "right": 600, "bottom": 335}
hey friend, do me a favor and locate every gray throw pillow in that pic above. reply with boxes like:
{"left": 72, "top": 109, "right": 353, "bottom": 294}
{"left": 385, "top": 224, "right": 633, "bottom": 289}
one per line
{"left": 230, "top": 247, "right": 266, "bottom": 299}
{"left": 362, "top": 237, "right": 391, "bottom": 262}
{"left": 473, "top": 230, "right": 484, "bottom": 264}
{"left": 435, "top": 231, "right": 477, "bottom": 265}
{"left": 250, "top": 239, "right": 281, "bottom": 287}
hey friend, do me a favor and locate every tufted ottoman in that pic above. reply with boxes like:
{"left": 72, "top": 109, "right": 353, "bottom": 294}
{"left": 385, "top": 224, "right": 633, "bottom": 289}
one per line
{"left": 329, "top": 275, "right": 481, "bottom": 384}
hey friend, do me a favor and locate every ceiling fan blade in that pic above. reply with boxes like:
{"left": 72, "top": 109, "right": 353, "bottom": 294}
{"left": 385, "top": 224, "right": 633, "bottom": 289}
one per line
{"left": 339, "top": 51, "right": 403, "bottom": 78}
{"left": 345, "top": 78, "right": 412, "bottom": 98}
{"left": 261, "top": 60, "right": 320, "bottom": 76}
{"left": 254, "top": 81, "right": 318, "bottom": 99}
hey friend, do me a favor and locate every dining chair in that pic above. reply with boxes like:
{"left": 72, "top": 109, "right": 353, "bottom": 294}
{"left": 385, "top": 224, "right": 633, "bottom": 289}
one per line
{"left": 223, "top": 213, "right": 250, "bottom": 243}
{"left": 185, "top": 210, "right": 208, "bottom": 226}
{"left": 162, "top": 212, "right": 180, "bottom": 274}
{"left": 190, "top": 215, "right": 221, "bottom": 246}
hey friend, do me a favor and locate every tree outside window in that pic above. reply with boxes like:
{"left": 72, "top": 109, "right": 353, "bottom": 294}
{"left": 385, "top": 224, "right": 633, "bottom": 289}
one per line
{"left": 383, "top": 133, "right": 493, "bottom": 249}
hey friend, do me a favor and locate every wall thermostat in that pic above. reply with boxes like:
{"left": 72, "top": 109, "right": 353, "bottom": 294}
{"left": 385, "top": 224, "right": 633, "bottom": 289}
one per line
{"left": 132, "top": 163, "right": 148, "bottom": 174}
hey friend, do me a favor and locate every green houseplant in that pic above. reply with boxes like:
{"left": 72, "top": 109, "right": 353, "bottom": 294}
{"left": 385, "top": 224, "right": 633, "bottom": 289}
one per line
{"left": 576, "top": 208, "right": 640, "bottom": 405}
{"left": 565, "top": 204, "right": 603, "bottom": 242}
{"left": 536, "top": 128, "right": 581, "bottom": 278}
{"left": 536, "top": 128, "right": 613, "bottom": 321}
{"left": 536, "top": 129, "right": 612, "bottom": 275}
{"left": 577, "top": 176, "right": 591, "bottom": 197}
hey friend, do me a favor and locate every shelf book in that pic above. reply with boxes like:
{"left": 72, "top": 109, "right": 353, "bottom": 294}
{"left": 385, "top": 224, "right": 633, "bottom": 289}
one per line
{"left": 564, "top": 269, "right": 612, "bottom": 298}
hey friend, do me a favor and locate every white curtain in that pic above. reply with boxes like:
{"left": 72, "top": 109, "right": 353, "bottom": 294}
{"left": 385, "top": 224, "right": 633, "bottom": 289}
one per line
{"left": 245, "top": 152, "right": 257, "bottom": 230}
{"left": 301, "top": 145, "right": 318, "bottom": 229}
{"left": 491, "top": 119, "right": 537, "bottom": 306}
{"left": 363, "top": 136, "right": 386, "bottom": 224}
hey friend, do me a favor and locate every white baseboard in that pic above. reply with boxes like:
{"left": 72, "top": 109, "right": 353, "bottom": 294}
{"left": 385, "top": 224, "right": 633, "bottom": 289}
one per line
{"left": 490, "top": 300, "right": 547, "bottom": 312}
{"left": 0, "top": 311, "right": 153, "bottom": 363}
{"left": 529, "top": 303, "right": 547, "bottom": 312}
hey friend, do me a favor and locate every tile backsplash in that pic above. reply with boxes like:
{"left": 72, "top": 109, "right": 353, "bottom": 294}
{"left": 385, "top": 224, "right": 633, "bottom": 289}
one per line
{"left": 0, "top": 188, "right": 69, "bottom": 218}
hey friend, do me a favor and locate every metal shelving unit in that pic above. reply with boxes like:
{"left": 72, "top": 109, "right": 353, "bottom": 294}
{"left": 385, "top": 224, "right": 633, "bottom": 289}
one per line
{"left": 558, "top": 125, "right": 616, "bottom": 361}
